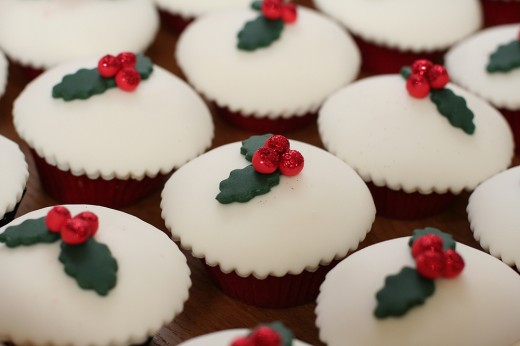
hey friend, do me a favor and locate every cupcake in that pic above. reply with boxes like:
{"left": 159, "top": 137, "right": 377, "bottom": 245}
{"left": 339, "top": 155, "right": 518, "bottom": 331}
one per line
{"left": 315, "top": 228, "right": 520, "bottom": 346}
{"left": 445, "top": 24, "right": 520, "bottom": 153}
{"left": 312, "top": 0, "right": 482, "bottom": 74}
{"left": 0, "top": 0, "right": 159, "bottom": 77}
{"left": 161, "top": 134, "right": 375, "bottom": 308}
{"left": 318, "top": 65, "right": 514, "bottom": 219}
{"left": 467, "top": 165, "right": 520, "bottom": 269}
{"left": 0, "top": 204, "right": 191, "bottom": 345}
{"left": 177, "top": 321, "right": 311, "bottom": 346}
{"left": 13, "top": 53, "right": 214, "bottom": 208}
{"left": 0, "top": 51, "right": 7, "bottom": 101}
{"left": 480, "top": 0, "right": 520, "bottom": 27}
{"left": 0, "top": 135, "right": 28, "bottom": 227}
{"left": 175, "top": 2, "right": 361, "bottom": 133}
{"left": 154, "top": 0, "right": 250, "bottom": 32}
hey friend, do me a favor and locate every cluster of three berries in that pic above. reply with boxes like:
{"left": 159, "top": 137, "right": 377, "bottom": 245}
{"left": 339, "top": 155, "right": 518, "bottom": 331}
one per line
{"left": 251, "top": 135, "right": 304, "bottom": 176}
{"left": 411, "top": 234, "right": 465, "bottom": 280}
{"left": 45, "top": 206, "right": 99, "bottom": 245}
{"left": 231, "top": 326, "right": 283, "bottom": 346}
{"left": 406, "top": 59, "right": 450, "bottom": 99}
{"left": 97, "top": 52, "right": 141, "bottom": 92}
{"left": 261, "top": 0, "right": 297, "bottom": 23}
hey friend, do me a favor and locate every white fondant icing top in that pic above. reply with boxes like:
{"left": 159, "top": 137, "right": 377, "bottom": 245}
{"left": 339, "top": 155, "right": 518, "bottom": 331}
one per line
{"left": 445, "top": 24, "right": 520, "bottom": 111}
{"left": 161, "top": 140, "right": 376, "bottom": 279}
{"left": 318, "top": 75, "right": 514, "bottom": 194}
{"left": 153, "top": 0, "right": 250, "bottom": 19}
{"left": 13, "top": 58, "right": 214, "bottom": 180}
{"left": 0, "top": 51, "right": 7, "bottom": 100}
{"left": 313, "top": 0, "right": 482, "bottom": 52}
{"left": 315, "top": 237, "right": 520, "bottom": 346}
{"left": 176, "top": 6, "right": 361, "bottom": 118}
{"left": 0, "top": 136, "right": 28, "bottom": 220}
{"left": 0, "top": 0, "right": 159, "bottom": 69}
{"left": 177, "top": 329, "right": 312, "bottom": 346}
{"left": 0, "top": 205, "right": 191, "bottom": 346}
{"left": 467, "top": 165, "right": 520, "bottom": 269}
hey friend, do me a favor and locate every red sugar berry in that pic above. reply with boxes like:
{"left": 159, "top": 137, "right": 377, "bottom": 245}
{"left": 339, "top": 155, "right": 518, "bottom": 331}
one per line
{"left": 261, "top": 0, "right": 283, "bottom": 19}
{"left": 411, "top": 59, "right": 433, "bottom": 76}
{"left": 97, "top": 54, "right": 122, "bottom": 78}
{"left": 415, "top": 250, "right": 445, "bottom": 279}
{"left": 75, "top": 211, "right": 99, "bottom": 236}
{"left": 250, "top": 326, "right": 281, "bottom": 346}
{"left": 115, "top": 68, "right": 141, "bottom": 92}
{"left": 230, "top": 337, "right": 254, "bottom": 346}
{"left": 252, "top": 147, "right": 281, "bottom": 174}
{"left": 264, "top": 134, "right": 290, "bottom": 155}
{"left": 60, "top": 218, "right": 91, "bottom": 245}
{"left": 281, "top": 3, "right": 297, "bottom": 23}
{"left": 406, "top": 74, "right": 431, "bottom": 99}
{"left": 45, "top": 206, "right": 72, "bottom": 233}
{"left": 427, "top": 64, "right": 450, "bottom": 89}
{"left": 116, "top": 52, "right": 137, "bottom": 68}
{"left": 279, "top": 149, "right": 304, "bottom": 176}
{"left": 411, "top": 234, "right": 444, "bottom": 259}
{"left": 442, "top": 249, "right": 465, "bottom": 278}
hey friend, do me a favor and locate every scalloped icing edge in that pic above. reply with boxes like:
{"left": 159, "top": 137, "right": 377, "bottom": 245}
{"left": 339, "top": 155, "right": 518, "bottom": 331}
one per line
{"left": 0, "top": 138, "right": 28, "bottom": 220}
{"left": 153, "top": 0, "right": 250, "bottom": 19}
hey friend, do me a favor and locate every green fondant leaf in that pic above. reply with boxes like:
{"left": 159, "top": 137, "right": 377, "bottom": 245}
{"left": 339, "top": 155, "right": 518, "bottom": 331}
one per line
{"left": 430, "top": 88, "right": 475, "bottom": 135}
{"left": 374, "top": 267, "right": 435, "bottom": 319}
{"left": 216, "top": 165, "right": 280, "bottom": 204}
{"left": 0, "top": 218, "right": 60, "bottom": 248}
{"left": 400, "top": 66, "right": 412, "bottom": 79}
{"left": 251, "top": 0, "right": 262, "bottom": 10}
{"left": 267, "top": 321, "right": 294, "bottom": 346}
{"left": 237, "top": 16, "right": 285, "bottom": 51}
{"left": 240, "top": 133, "right": 273, "bottom": 161}
{"left": 487, "top": 40, "right": 520, "bottom": 73}
{"left": 135, "top": 54, "right": 154, "bottom": 80}
{"left": 409, "top": 227, "right": 456, "bottom": 251}
{"left": 59, "top": 238, "right": 118, "bottom": 296}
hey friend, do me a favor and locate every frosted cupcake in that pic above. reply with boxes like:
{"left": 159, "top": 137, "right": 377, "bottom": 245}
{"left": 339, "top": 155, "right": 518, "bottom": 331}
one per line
{"left": 0, "top": 51, "right": 7, "bottom": 102}
{"left": 445, "top": 24, "right": 520, "bottom": 153}
{"left": 480, "top": 0, "right": 520, "bottom": 27}
{"left": 318, "top": 62, "right": 514, "bottom": 219}
{"left": 161, "top": 134, "right": 375, "bottom": 308}
{"left": 315, "top": 228, "right": 520, "bottom": 346}
{"left": 176, "top": 1, "right": 361, "bottom": 133}
{"left": 0, "top": 205, "right": 191, "bottom": 346}
{"left": 0, "top": 0, "right": 159, "bottom": 77}
{"left": 0, "top": 135, "right": 29, "bottom": 227}
{"left": 312, "top": 0, "right": 482, "bottom": 74}
{"left": 13, "top": 53, "right": 214, "bottom": 208}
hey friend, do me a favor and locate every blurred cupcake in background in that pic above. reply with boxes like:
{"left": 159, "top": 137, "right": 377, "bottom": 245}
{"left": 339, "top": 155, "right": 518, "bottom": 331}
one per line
{"left": 480, "top": 0, "right": 520, "bottom": 27}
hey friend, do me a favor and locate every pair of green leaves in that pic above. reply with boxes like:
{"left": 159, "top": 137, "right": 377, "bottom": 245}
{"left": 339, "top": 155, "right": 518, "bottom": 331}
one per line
{"left": 237, "top": 1, "right": 285, "bottom": 51}
{"left": 0, "top": 217, "right": 117, "bottom": 296}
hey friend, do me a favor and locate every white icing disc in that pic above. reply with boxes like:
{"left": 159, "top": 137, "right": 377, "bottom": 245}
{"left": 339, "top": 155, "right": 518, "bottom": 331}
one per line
{"left": 0, "top": 51, "right": 7, "bottom": 100}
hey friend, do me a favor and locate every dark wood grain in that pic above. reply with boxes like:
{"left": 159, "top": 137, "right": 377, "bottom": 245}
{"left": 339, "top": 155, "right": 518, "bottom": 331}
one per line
{"left": 0, "top": 1, "right": 515, "bottom": 345}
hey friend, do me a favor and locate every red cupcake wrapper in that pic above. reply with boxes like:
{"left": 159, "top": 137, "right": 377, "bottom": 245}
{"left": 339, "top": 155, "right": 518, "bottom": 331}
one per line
{"left": 499, "top": 108, "right": 520, "bottom": 154}
{"left": 214, "top": 104, "right": 317, "bottom": 133}
{"left": 31, "top": 150, "right": 170, "bottom": 208}
{"left": 352, "top": 34, "right": 444, "bottom": 75}
{"left": 159, "top": 9, "right": 193, "bottom": 33}
{"left": 480, "top": 0, "right": 520, "bottom": 27}
{"left": 367, "top": 181, "right": 458, "bottom": 219}
{"left": 203, "top": 259, "right": 341, "bottom": 308}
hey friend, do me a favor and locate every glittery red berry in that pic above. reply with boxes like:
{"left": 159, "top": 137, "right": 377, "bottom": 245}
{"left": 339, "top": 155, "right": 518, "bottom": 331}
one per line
{"left": 252, "top": 147, "right": 281, "bottom": 174}
{"left": 97, "top": 54, "right": 122, "bottom": 78}
{"left": 45, "top": 206, "right": 71, "bottom": 233}
{"left": 406, "top": 74, "right": 431, "bottom": 99}
{"left": 250, "top": 326, "right": 281, "bottom": 346}
{"left": 411, "top": 234, "right": 444, "bottom": 259}
{"left": 427, "top": 64, "right": 450, "bottom": 89}
{"left": 116, "top": 52, "right": 137, "bottom": 68}
{"left": 261, "top": 0, "right": 283, "bottom": 19}
{"left": 415, "top": 250, "right": 445, "bottom": 279}
{"left": 442, "top": 249, "right": 465, "bottom": 278}
{"left": 230, "top": 337, "right": 254, "bottom": 346}
{"left": 75, "top": 211, "right": 99, "bottom": 236}
{"left": 115, "top": 68, "right": 141, "bottom": 92}
{"left": 264, "top": 134, "right": 290, "bottom": 155}
{"left": 281, "top": 3, "right": 297, "bottom": 23}
{"left": 411, "top": 59, "right": 433, "bottom": 76}
{"left": 60, "top": 218, "right": 91, "bottom": 245}
{"left": 279, "top": 149, "right": 304, "bottom": 176}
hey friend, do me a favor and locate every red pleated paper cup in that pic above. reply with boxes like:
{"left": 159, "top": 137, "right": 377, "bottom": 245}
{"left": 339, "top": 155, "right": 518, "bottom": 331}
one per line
{"left": 158, "top": 10, "right": 193, "bottom": 33}
{"left": 481, "top": 0, "right": 520, "bottom": 27}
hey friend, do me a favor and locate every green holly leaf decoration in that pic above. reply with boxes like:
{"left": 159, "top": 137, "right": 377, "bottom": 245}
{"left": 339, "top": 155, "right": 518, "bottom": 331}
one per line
{"left": 216, "top": 165, "right": 280, "bottom": 204}
{"left": 0, "top": 217, "right": 60, "bottom": 248}
{"left": 374, "top": 267, "right": 435, "bottom": 319}
{"left": 409, "top": 227, "right": 456, "bottom": 251}
{"left": 430, "top": 88, "right": 475, "bottom": 135}
{"left": 52, "top": 54, "right": 153, "bottom": 101}
{"left": 251, "top": 0, "right": 262, "bottom": 11}
{"left": 487, "top": 40, "right": 520, "bottom": 73}
{"left": 400, "top": 66, "right": 412, "bottom": 79}
{"left": 237, "top": 16, "right": 285, "bottom": 51}
{"left": 266, "top": 321, "right": 294, "bottom": 346}
{"left": 59, "top": 238, "right": 118, "bottom": 296}
{"left": 240, "top": 133, "right": 273, "bottom": 161}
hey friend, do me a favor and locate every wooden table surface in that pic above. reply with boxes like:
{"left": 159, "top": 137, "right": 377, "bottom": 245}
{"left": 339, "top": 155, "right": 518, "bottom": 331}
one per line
{"left": 0, "top": 1, "right": 516, "bottom": 345}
